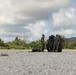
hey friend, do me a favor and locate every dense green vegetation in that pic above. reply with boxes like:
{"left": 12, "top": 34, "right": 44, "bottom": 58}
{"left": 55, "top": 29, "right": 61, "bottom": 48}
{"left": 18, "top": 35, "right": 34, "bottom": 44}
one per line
{"left": 63, "top": 42, "right": 76, "bottom": 49}
{"left": 0, "top": 36, "right": 76, "bottom": 49}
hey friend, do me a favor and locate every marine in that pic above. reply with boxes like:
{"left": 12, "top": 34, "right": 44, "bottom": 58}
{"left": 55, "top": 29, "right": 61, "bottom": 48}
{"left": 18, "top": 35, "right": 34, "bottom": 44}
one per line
{"left": 53, "top": 35, "right": 60, "bottom": 52}
{"left": 41, "top": 34, "right": 45, "bottom": 52}
{"left": 53, "top": 34, "right": 64, "bottom": 52}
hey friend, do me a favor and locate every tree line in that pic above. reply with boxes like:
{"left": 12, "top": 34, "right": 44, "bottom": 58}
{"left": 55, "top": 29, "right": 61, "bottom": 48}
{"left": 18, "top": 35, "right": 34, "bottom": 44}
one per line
{"left": 0, "top": 36, "right": 76, "bottom": 49}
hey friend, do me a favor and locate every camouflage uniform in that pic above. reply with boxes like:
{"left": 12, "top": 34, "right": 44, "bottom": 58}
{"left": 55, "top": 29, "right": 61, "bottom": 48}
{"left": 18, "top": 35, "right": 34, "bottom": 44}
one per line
{"left": 58, "top": 35, "right": 64, "bottom": 50}
{"left": 41, "top": 34, "right": 45, "bottom": 52}
{"left": 53, "top": 35, "right": 60, "bottom": 52}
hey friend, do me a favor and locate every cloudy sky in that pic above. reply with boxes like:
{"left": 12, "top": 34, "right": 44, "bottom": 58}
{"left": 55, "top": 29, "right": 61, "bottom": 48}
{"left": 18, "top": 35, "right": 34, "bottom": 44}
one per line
{"left": 0, "top": 0, "right": 76, "bottom": 42}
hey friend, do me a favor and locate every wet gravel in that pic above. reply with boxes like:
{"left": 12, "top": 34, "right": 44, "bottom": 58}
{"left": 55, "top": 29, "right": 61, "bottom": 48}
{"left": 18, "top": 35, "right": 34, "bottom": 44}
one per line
{"left": 0, "top": 50, "right": 76, "bottom": 75}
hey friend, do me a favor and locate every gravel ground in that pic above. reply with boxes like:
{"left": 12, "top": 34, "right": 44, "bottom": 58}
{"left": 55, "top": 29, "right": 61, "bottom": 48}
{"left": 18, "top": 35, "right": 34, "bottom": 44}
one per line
{"left": 0, "top": 50, "right": 76, "bottom": 75}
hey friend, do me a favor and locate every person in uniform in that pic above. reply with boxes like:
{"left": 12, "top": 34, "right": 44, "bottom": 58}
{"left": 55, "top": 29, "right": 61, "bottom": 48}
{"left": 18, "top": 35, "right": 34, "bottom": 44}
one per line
{"left": 53, "top": 34, "right": 60, "bottom": 52}
{"left": 58, "top": 35, "right": 64, "bottom": 52}
{"left": 41, "top": 34, "right": 45, "bottom": 52}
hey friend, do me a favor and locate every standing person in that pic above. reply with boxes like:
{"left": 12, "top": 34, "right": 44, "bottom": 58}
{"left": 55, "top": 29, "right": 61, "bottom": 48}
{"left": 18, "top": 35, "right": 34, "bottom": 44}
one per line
{"left": 53, "top": 34, "right": 60, "bottom": 52}
{"left": 41, "top": 34, "right": 45, "bottom": 52}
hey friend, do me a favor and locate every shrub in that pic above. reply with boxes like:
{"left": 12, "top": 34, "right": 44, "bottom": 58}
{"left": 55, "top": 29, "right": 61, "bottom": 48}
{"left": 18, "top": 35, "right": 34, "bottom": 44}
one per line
{"left": 0, "top": 53, "right": 9, "bottom": 56}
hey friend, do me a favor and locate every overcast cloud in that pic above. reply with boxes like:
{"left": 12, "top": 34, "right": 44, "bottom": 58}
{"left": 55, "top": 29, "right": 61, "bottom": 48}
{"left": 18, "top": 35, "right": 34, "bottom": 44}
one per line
{"left": 0, "top": 0, "right": 76, "bottom": 42}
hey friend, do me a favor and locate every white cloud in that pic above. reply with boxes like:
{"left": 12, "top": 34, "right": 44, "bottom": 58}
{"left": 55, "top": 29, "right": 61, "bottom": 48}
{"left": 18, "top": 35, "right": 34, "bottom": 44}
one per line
{"left": 0, "top": 0, "right": 72, "bottom": 42}
{"left": 52, "top": 8, "right": 76, "bottom": 28}
{"left": 52, "top": 29, "right": 75, "bottom": 37}
{"left": 51, "top": 7, "right": 76, "bottom": 37}
{"left": 63, "top": 29, "right": 75, "bottom": 36}
{"left": 24, "top": 21, "right": 48, "bottom": 42}
{"left": 0, "top": 0, "right": 70, "bottom": 25}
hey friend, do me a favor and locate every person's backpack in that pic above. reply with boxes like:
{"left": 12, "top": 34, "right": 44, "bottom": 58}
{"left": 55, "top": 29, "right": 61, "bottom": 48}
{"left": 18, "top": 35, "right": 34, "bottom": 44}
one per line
{"left": 32, "top": 49, "right": 41, "bottom": 52}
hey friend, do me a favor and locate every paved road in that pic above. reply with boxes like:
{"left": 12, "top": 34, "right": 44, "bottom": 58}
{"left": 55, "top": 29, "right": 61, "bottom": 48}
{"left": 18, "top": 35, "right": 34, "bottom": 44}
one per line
{"left": 0, "top": 50, "right": 76, "bottom": 75}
